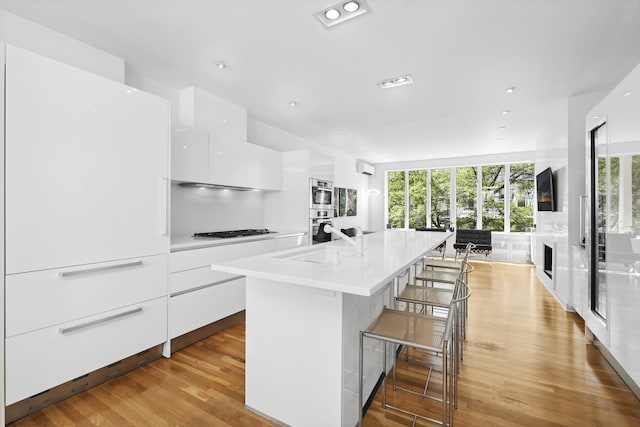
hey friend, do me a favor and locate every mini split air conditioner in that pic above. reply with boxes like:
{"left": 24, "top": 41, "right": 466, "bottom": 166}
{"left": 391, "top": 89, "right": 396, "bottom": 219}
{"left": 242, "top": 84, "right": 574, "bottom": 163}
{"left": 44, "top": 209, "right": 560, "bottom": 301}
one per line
{"left": 356, "top": 161, "right": 375, "bottom": 176}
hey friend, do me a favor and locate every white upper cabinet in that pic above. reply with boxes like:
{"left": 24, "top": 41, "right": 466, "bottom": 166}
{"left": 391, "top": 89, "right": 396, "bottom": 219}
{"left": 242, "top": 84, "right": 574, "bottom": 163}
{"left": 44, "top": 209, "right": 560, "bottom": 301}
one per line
{"left": 179, "top": 86, "right": 248, "bottom": 186}
{"left": 247, "top": 143, "right": 282, "bottom": 190}
{"left": 5, "top": 45, "right": 170, "bottom": 274}
{"left": 171, "top": 127, "right": 209, "bottom": 183}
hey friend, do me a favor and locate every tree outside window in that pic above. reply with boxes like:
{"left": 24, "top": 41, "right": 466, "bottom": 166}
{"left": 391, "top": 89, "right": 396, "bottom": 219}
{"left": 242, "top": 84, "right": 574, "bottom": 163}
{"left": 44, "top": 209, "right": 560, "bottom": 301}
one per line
{"left": 456, "top": 167, "right": 477, "bottom": 229}
{"left": 387, "top": 171, "right": 405, "bottom": 228}
{"left": 482, "top": 165, "right": 505, "bottom": 231}
{"left": 408, "top": 170, "right": 427, "bottom": 228}
{"left": 509, "top": 163, "right": 535, "bottom": 232}
{"left": 431, "top": 169, "right": 450, "bottom": 228}
{"left": 633, "top": 155, "right": 640, "bottom": 234}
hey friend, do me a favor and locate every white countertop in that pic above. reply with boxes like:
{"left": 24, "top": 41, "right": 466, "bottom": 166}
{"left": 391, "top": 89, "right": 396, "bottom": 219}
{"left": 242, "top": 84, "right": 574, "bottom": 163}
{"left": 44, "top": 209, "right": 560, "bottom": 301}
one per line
{"left": 211, "top": 229, "right": 452, "bottom": 296}
{"left": 171, "top": 230, "right": 307, "bottom": 252}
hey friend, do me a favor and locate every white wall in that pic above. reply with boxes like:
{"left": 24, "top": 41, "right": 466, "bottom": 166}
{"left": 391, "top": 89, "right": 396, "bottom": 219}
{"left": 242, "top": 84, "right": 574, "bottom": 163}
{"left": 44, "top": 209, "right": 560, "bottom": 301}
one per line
{"left": 535, "top": 101, "right": 570, "bottom": 308}
{"left": 567, "top": 92, "right": 608, "bottom": 247}
{"left": 332, "top": 157, "right": 370, "bottom": 232}
{"left": 0, "top": 10, "right": 124, "bottom": 82}
{"left": 534, "top": 92, "right": 609, "bottom": 311}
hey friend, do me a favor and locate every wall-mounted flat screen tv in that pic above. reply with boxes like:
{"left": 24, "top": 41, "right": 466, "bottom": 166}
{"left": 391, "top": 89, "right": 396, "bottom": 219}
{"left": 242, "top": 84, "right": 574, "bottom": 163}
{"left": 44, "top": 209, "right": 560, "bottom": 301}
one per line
{"left": 536, "top": 167, "right": 555, "bottom": 211}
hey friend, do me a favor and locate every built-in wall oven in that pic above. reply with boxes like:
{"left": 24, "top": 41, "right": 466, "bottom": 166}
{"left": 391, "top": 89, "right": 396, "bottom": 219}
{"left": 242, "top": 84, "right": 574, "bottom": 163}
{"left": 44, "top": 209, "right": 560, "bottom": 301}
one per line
{"left": 310, "top": 178, "right": 333, "bottom": 210}
{"left": 310, "top": 210, "right": 333, "bottom": 245}
{"left": 310, "top": 179, "right": 334, "bottom": 244}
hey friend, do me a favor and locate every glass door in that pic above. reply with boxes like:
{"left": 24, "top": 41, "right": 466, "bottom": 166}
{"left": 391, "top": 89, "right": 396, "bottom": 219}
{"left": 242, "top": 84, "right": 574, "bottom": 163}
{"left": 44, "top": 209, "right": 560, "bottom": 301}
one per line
{"left": 590, "top": 122, "right": 608, "bottom": 320}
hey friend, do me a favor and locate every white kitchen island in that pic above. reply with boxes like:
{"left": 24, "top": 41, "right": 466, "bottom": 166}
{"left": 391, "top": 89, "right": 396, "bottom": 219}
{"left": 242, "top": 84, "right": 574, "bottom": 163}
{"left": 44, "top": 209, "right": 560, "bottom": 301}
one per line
{"left": 211, "top": 229, "right": 451, "bottom": 427}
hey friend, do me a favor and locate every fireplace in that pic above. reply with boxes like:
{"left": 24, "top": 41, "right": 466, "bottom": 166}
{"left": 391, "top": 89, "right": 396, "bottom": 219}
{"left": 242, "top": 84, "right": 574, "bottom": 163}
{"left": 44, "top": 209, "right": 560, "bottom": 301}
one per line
{"left": 543, "top": 244, "right": 553, "bottom": 279}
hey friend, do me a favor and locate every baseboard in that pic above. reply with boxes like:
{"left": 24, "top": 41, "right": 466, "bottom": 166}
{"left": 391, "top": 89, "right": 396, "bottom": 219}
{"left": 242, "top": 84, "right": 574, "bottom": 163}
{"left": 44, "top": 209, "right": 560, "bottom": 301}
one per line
{"left": 594, "top": 338, "right": 640, "bottom": 400}
{"left": 5, "top": 345, "right": 164, "bottom": 424}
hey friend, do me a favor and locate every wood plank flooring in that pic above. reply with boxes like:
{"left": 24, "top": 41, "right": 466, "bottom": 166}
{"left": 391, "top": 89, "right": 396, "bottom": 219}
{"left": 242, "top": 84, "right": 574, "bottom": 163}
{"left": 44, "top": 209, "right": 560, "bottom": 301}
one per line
{"left": 9, "top": 261, "right": 640, "bottom": 426}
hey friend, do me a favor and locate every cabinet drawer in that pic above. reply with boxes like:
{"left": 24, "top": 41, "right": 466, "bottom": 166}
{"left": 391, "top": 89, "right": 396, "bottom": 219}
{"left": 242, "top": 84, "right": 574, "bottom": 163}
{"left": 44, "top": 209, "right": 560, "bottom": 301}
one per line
{"left": 169, "top": 265, "right": 237, "bottom": 295}
{"left": 6, "top": 254, "right": 168, "bottom": 338}
{"left": 6, "top": 297, "right": 167, "bottom": 405}
{"left": 169, "top": 245, "right": 227, "bottom": 273}
{"left": 276, "top": 235, "right": 305, "bottom": 251}
{"left": 227, "top": 239, "right": 276, "bottom": 259}
{"left": 169, "top": 281, "right": 229, "bottom": 339}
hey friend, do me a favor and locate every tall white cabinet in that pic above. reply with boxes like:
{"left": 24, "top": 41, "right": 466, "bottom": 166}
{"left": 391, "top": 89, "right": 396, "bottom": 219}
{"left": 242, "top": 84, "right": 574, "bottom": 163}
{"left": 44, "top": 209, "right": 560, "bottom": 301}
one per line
{"left": 583, "top": 61, "right": 640, "bottom": 392}
{"left": 3, "top": 45, "right": 170, "bottom": 405}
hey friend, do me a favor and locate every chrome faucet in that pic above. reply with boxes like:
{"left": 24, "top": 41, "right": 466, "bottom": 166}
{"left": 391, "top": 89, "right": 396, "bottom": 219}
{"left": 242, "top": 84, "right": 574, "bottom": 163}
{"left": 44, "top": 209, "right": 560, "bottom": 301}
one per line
{"left": 322, "top": 224, "right": 364, "bottom": 255}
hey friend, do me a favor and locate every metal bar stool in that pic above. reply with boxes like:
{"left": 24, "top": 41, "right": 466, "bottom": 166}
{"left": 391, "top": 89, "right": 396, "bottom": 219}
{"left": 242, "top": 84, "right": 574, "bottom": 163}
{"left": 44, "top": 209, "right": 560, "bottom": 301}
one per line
{"left": 396, "top": 277, "right": 471, "bottom": 362}
{"left": 358, "top": 303, "right": 457, "bottom": 426}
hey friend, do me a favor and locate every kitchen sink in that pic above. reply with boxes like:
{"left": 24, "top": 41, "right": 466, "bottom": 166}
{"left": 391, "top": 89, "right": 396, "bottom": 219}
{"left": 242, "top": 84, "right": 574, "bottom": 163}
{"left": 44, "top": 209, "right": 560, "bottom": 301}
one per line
{"left": 274, "top": 246, "right": 357, "bottom": 265}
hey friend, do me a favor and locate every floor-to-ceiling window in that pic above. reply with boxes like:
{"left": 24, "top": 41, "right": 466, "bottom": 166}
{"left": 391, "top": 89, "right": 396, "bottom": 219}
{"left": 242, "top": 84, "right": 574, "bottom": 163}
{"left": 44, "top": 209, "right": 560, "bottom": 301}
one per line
{"left": 456, "top": 167, "right": 477, "bottom": 230}
{"left": 408, "top": 170, "right": 427, "bottom": 228}
{"left": 482, "top": 165, "right": 505, "bottom": 231}
{"left": 387, "top": 171, "right": 405, "bottom": 228}
{"left": 431, "top": 169, "right": 450, "bottom": 228}
{"left": 386, "top": 162, "right": 534, "bottom": 233}
{"left": 633, "top": 155, "right": 640, "bottom": 234}
{"left": 509, "top": 163, "right": 535, "bottom": 232}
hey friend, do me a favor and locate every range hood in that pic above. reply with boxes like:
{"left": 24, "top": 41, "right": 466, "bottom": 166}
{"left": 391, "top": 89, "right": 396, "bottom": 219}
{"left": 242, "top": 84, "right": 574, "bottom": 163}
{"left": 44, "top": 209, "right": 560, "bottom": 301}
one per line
{"left": 177, "top": 182, "right": 257, "bottom": 191}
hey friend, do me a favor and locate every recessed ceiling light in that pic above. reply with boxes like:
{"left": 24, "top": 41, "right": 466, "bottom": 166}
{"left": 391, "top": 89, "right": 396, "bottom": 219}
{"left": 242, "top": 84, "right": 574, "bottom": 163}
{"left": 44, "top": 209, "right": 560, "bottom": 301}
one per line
{"left": 505, "top": 87, "right": 516, "bottom": 94}
{"left": 215, "top": 61, "right": 226, "bottom": 69}
{"left": 591, "top": 115, "right": 599, "bottom": 120}
{"left": 324, "top": 9, "right": 340, "bottom": 20}
{"left": 498, "top": 126, "right": 506, "bottom": 131}
{"left": 377, "top": 74, "right": 414, "bottom": 89}
{"left": 315, "top": 0, "right": 370, "bottom": 28}
{"left": 623, "top": 91, "right": 632, "bottom": 97}
{"left": 289, "top": 101, "right": 298, "bottom": 107}
{"left": 343, "top": 1, "right": 360, "bottom": 12}
{"left": 501, "top": 110, "right": 510, "bottom": 115}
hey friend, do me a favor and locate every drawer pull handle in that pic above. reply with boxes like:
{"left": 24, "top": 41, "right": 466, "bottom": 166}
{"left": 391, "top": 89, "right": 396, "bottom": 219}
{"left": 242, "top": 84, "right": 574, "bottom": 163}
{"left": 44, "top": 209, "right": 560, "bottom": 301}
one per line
{"left": 60, "top": 307, "right": 143, "bottom": 334}
{"left": 59, "top": 260, "right": 143, "bottom": 278}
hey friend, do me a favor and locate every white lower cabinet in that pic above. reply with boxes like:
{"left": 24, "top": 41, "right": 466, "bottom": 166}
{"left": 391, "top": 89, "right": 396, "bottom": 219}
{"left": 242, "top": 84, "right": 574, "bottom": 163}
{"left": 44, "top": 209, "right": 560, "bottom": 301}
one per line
{"left": 6, "top": 254, "right": 167, "bottom": 338}
{"left": 168, "top": 236, "right": 303, "bottom": 341}
{"left": 6, "top": 296, "right": 167, "bottom": 405}
{"left": 5, "top": 256, "right": 169, "bottom": 405}
{"left": 169, "top": 278, "right": 244, "bottom": 339}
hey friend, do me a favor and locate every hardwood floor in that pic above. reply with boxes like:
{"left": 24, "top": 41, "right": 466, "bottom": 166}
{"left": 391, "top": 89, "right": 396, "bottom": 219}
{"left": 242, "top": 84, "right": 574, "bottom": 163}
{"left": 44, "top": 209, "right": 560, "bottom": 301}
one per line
{"left": 9, "top": 262, "right": 640, "bottom": 426}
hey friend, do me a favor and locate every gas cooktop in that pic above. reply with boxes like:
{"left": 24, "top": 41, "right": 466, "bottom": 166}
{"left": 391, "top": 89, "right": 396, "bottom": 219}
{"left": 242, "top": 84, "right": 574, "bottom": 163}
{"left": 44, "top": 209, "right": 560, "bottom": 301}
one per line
{"left": 193, "top": 229, "right": 274, "bottom": 239}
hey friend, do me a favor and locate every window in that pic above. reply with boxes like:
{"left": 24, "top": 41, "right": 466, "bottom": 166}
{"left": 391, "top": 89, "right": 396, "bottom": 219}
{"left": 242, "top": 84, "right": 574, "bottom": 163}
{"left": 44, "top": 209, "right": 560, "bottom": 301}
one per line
{"left": 408, "top": 170, "right": 427, "bottom": 228}
{"left": 509, "top": 163, "right": 535, "bottom": 232}
{"left": 386, "top": 162, "right": 534, "bottom": 232}
{"left": 456, "top": 167, "right": 477, "bottom": 229}
{"left": 633, "top": 155, "right": 640, "bottom": 235}
{"left": 431, "top": 169, "right": 450, "bottom": 228}
{"left": 482, "top": 165, "right": 505, "bottom": 231}
{"left": 387, "top": 171, "right": 405, "bottom": 228}
{"left": 609, "top": 156, "right": 620, "bottom": 231}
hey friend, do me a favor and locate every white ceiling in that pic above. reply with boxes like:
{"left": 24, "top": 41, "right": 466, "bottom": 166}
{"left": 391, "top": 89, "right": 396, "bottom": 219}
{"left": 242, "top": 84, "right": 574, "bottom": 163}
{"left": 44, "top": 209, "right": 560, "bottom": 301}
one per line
{"left": 2, "top": 0, "right": 640, "bottom": 164}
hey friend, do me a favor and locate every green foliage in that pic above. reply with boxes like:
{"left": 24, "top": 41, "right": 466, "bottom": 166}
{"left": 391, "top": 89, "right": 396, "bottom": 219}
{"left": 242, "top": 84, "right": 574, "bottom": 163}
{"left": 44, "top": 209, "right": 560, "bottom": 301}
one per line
{"left": 408, "top": 170, "right": 426, "bottom": 228}
{"left": 431, "top": 169, "right": 450, "bottom": 228}
{"left": 633, "top": 155, "right": 640, "bottom": 234}
{"left": 387, "top": 162, "right": 535, "bottom": 232}
{"left": 456, "top": 167, "right": 477, "bottom": 229}
{"left": 387, "top": 171, "right": 405, "bottom": 228}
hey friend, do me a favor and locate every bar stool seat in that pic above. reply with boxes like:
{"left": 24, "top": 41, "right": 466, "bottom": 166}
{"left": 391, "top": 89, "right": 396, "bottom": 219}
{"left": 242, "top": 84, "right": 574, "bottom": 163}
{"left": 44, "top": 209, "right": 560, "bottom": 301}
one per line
{"left": 415, "top": 269, "right": 459, "bottom": 287}
{"left": 359, "top": 306, "right": 456, "bottom": 426}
